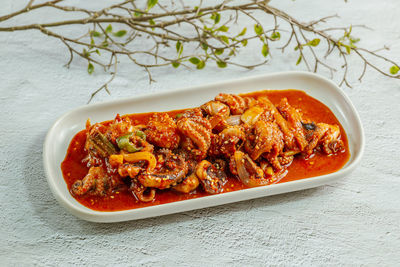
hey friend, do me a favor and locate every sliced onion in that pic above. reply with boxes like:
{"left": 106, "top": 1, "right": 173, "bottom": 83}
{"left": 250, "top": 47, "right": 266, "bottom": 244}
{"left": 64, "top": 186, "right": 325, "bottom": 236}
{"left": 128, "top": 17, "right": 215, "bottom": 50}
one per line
{"left": 234, "top": 151, "right": 267, "bottom": 187}
{"left": 241, "top": 106, "right": 264, "bottom": 126}
{"left": 226, "top": 115, "right": 241, "bottom": 126}
{"left": 234, "top": 151, "right": 250, "bottom": 185}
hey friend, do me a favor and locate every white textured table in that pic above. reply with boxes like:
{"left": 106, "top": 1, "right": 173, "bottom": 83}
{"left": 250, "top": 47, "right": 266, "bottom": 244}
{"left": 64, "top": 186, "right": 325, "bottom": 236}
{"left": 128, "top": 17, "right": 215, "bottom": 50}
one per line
{"left": 1, "top": 0, "right": 399, "bottom": 265}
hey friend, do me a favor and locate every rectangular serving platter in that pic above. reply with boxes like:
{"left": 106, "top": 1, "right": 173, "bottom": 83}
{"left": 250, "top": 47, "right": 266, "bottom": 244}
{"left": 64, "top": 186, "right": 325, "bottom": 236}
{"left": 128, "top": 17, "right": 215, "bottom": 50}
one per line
{"left": 43, "top": 71, "right": 364, "bottom": 223}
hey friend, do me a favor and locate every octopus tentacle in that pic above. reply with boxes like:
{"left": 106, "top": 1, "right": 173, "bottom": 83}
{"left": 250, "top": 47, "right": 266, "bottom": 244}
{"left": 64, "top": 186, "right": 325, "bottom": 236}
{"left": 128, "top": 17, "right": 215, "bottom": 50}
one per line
{"left": 245, "top": 121, "right": 284, "bottom": 170}
{"left": 71, "top": 166, "right": 111, "bottom": 196}
{"left": 172, "top": 172, "right": 200, "bottom": 193}
{"left": 276, "top": 98, "right": 308, "bottom": 151}
{"left": 195, "top": 160, "right": 227, "bottom": 194}
{"left": 320, "top": 124, "right": 344, "bottom": 154}
{"left": 137, "top": 150, "right": 188, "bottom": 189}
{"left": 215, "top": 93, "right": 249, "bottom": 115}
{"left": 131, "top": 179, "right": 156, "bottom": 202}
{"left": 304, "top": 123, "right": 344, "bottom": 155}
{"left": 177, "top": 115, "right": 212, "bottom": 159}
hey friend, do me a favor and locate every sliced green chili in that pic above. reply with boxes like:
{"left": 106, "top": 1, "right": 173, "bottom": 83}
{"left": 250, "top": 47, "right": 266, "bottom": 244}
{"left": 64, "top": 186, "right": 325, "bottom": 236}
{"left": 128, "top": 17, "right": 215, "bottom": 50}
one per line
{"left": 135, "top": 130, "right": 146, "bottom": 140}
{"left": 116, "top": 133, "right": 141, "bottom": 152}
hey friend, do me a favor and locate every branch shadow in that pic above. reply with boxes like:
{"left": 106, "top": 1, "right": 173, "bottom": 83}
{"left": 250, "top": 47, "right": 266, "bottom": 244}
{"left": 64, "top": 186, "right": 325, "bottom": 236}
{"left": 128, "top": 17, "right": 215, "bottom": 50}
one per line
{"left": 23, "top": 132, "right": 326, "bottom": 237}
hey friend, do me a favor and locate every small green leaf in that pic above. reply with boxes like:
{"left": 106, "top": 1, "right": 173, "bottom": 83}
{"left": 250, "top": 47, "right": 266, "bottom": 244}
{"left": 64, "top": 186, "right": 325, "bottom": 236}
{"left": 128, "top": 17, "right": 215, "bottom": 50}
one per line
{"left": 345, "top": 25, "right": 352, "bottom": 37}
{"left": 87, "top": 62, "right": 94, "bottom": 74}
{"left": 102, "top": 41, "right": 109, "bottom": 47}
{"left": 215, "top": 13, "right": 221, "bottom": 23}
{"left": 241, "top": 39, "right": 248, "bottom": 46}
{"left": 172, "top": 61, "right": 180, "bottom": 68}
{"left": 149, "top": 19, "right": 155, "bottom": 31}
{"left": 345, "top": 45, "right": 351, "bottom": 54}
{"left": 390, "top": 65, "right": 399, "bottom": 75}
{"left": 296, "top": 55, "right": 302, "bottom": 65}
{"left": 211, "top": 13, "right": 221, "bottom": 24}
{"left": 271, "top": 31, "right": 281, "bottom": 40}
{"left": 307, "top": 38, "right": 320, "bottom": 47}
{"left": 92, "top": 31, "right": 101, "bottom": 37}
{"left": 262, "top": 44, "right": 269, "bottom": 57}
{"left": 219, "top": 35, "right": 229, "bottom": 44}
{"left": 218, "top": 26, "right": 229, "bottom": 32}
{"left": 215, "top": 48, "right": 224, "bottom": 55}
{"left": 176, "top": 41, "right": 183, "bottom": 56}
{"left": 95, "top": 49, "right": 100, "bottom": 55}
{"left": 229, "top": 50, "right": 235, "bottom": 56}
{"left": 105, "top": 24, "right": 112, "bottom": 33}
{"left": 203, "top": 25, "right": 212, "bottom": 32}
{"left": 82, "top": 48, "right": 90, "bottom": 58}
{"left": 189, "top": 57, "right": 201, "bottom": 65}
{"left": 134, "top": 10, "right": 142, "bottom": 17}
{"left": 113, "top": 30, "right": 127, "bottom": 37}
{"left": 147, "top": 0, "right": 158, "bottom": 10}
{"left": 197, "top": 61, "right": 205, "bottom": 69}
{"left": 216, "top": 61, "right": 227, "bottom": 68}
{"left": 294, "top": 45, "right": 300, "bottom": 51}
{"left": 201, "top": 43, "right": 208, "bottom": 51}
{"left": 90, "top": 37, "right": 95, "bottom": 48}
{"left": 254, "top": 24, "right": 263, "bottom": 36}
{"left": 238, "top": 27, "right": 247, "bottom": 37}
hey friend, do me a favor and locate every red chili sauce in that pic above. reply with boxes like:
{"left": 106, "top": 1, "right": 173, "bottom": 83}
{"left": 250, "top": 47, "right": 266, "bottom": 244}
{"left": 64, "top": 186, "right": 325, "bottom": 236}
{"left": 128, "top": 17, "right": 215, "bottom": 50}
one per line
{"left": 61, "top": 90, "right": 350, "bottom": 211}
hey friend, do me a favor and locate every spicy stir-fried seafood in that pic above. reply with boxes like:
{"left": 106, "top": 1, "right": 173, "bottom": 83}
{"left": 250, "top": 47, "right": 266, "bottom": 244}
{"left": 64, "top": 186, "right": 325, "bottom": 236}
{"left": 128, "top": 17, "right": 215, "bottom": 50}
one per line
{"left": 66, "top": 91, "right": 347, "bottom": 204}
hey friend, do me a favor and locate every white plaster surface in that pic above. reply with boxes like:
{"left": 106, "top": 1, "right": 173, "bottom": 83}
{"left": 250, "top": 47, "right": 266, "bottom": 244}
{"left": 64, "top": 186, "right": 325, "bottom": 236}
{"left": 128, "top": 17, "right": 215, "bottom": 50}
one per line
{"left": 1, "top": 0, "right": 399, "bottom": 266}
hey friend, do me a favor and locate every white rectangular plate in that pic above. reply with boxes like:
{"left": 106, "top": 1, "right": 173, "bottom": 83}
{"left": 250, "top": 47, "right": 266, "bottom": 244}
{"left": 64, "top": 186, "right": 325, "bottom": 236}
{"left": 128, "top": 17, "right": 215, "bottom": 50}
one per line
{"left": 43, "top": 71, "right": 364, "bottom": 223}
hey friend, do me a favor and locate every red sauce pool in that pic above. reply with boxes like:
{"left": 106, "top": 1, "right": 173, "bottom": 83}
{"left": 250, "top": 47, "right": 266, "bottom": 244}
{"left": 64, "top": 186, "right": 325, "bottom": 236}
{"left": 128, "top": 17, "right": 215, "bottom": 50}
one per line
{"left": 61, "top": 90, "right": 350, "bottom": 211}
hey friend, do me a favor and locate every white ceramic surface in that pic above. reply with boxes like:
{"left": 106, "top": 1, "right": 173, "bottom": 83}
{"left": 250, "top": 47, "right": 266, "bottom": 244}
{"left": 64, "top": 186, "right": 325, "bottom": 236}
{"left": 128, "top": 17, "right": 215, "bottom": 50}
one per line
{"left": 43, "top": 71, "right": 364, "bottom": 223}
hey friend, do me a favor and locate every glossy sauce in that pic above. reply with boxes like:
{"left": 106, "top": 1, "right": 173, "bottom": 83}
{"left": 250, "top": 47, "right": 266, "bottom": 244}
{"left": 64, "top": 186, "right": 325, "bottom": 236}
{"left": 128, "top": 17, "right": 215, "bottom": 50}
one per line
{"left": 61, "top": 90, "right": 350, "bottom": 211}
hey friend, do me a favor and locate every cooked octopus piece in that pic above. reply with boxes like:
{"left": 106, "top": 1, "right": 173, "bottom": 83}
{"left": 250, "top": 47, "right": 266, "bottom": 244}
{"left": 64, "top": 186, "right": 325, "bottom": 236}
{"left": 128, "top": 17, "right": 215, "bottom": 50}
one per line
{"left": 245, "top": 120, "right": 284, "bottom": 170}
{"left": 277, "top": 98, "right": 308, "bottom": 151}
{"left": 257, "top": 97, "right": 298, "bottom": 150}
{"left": 210, "top": 125, "right": 246, "bottom": 158}
{"left": 215, "top": 93, "right": 254, "bottom": 115}
{"left": 172, "top": 172, "right": 200, "bottom": 193}
{"left": 137, "top": 149, "right": 188, "bottom": 189}
{"left": 145, "top": 113, "right": 180, "bottom": 149}
{"left": 304, "top": 123, "right": 344, "bottom": 155}
{"left": 71, "top": 166, "right": 111, "bottom": 196}
{"left": 195, "top": 160, "right": 227, "bottom": 194}
{"left": 130, "top": 179, "right": 156, "bottom": 202}
{"left": 117, "top": 164, "right": 141, "bottom": 178}
{"left": 201, "top": 100, "right": 230, "bottom": 118}
{"left": 230, "top": 151, "right": 268, "bottom": 187}
{"left": 201, "top": 100, "right": 231, "bottom": 131}
{"left": 177, "top": 108, "right": 212, "bottom": 159}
